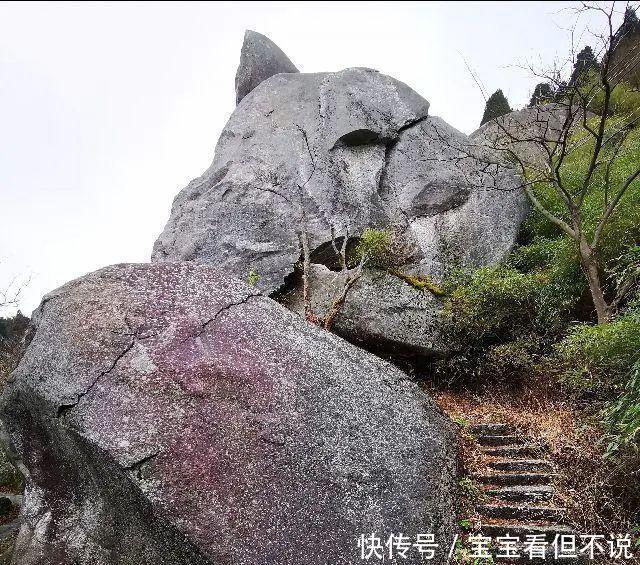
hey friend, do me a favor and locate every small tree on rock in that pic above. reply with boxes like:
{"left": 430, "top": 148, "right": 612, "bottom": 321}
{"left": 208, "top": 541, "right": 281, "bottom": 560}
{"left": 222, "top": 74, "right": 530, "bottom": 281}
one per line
{"left": 569, "top": 45, "right": 600, "bottom": 85}
{"left": 529, "top": 82, "right": 555, "bottom": 107}
{"left": 480, "top": 89, "right": 512, "bottom": 126}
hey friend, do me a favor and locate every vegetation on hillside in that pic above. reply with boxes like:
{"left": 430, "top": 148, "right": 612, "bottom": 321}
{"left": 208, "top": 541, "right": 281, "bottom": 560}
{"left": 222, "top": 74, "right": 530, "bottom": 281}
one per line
{"left": 439, "top": 3, "right": 640, "bottom": 536}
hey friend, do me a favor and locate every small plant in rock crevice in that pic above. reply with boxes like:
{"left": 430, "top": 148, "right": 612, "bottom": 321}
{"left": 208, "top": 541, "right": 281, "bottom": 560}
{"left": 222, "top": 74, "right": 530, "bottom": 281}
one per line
{"left": 247, "top": 269, "right": 261, "bottom": 287}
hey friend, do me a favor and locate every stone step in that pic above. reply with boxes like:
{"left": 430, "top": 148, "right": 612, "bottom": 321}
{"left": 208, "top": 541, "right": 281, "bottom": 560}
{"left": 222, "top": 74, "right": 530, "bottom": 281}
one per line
{"left": 477, "top": 503, "right": 565, "bottom": 521}
{"left": 470, "top": 423, "right": 515, "bottom": 436}
{"left": 482, "top": 445, "right": 545, "bottom": 458}
{"left": 0, "top": 494, "right": 22, "bottom": 505}
{"left": 489, "top": 459, "right": 553, "bottom": 473}
{"left": 486, "top": 484, "right": 555, "bottom": 502}
{"left": 475, "top": 472, "right": 554, "bottom": 486}
{"left": 0, "top": 519, "right": 20, "bottom": 540}
{"left": 477, "top": 435, "right": 525, "bottom": 447}
{"left": 478, "top": 522, "right": 574, "bottom": 539}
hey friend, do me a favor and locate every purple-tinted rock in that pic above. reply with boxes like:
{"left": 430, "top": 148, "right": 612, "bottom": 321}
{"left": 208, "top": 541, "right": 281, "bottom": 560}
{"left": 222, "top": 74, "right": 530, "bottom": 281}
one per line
{"left": 1, "top": 263, "right": 457, "bottom": 564}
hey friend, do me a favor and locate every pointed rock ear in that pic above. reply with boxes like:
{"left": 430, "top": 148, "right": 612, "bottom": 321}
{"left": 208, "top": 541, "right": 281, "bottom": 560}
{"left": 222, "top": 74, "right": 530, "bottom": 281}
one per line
{"left": 235, "top": 30, "right": 299, "bottom": 105}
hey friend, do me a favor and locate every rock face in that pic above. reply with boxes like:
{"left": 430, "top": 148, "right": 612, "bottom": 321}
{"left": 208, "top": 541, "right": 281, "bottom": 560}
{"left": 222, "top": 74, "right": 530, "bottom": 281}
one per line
{"left": 235, "top": 30, "right": 299, "bottom": 104}
{"left": 471, "top": 104, "right": 573, "bottom": 169}
{"left": 1, "top": 263, "right": 457, "bottom": 565}
{"left": 153, "top": 33, "right": 528, "bottom": 355}
{"left": 279, "top": 266, "right": 446, "bottom": 356}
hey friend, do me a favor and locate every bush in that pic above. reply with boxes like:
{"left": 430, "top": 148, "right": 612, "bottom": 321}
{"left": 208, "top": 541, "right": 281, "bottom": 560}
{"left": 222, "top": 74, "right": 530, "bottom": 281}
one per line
{"left": 354, "top": 228, "right": 412, "bottom": 269}
{"left": 435, "top": 267, "right": 545, "bottom": 384}
{"left": 601, "top": 360, "right": 640, "bottom": 457}
{"left": 556, "top": 309, "right": 640, "bottom": 393}
{"left": 443, "top": 266, "right": 542, "bottom": 340}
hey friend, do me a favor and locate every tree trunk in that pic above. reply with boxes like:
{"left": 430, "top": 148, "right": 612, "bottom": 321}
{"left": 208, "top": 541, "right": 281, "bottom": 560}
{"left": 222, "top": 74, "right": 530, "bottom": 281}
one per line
{"left": 579, "top": 238, "right": 611, "bottom": 324}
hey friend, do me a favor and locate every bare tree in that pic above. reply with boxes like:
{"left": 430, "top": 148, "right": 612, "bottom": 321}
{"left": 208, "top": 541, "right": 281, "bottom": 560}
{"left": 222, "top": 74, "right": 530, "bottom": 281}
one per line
{"left": 0, "top": 266, "right": 31, "bottom": 383}
{"left": 298, "top": 225, "right": 367, "bottom": 330}
{"left": 439, "top": 1, "right": 640, "bottom": 323}
{"left": 0, "top": 266, "right": 30, "bottom": 316}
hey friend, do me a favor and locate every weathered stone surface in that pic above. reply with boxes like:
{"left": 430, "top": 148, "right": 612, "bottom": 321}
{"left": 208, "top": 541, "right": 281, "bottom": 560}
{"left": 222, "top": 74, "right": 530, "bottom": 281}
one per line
{"left": 153, "top": 67, "right": 434, "bottom": 293}
{"left": 235, "top": 30, "right": 299, "bottom": 104}
{"left": 470, "top": 103, "right": 573, "bottom": 168}
{"left": 390, "top": 117, "right": 529, "bottom": 280}
{"left": 1, "top": 263, "right": 457, "bottom": 565}
{"left": 279, "top": 265, "right": 446, "bottom": 356}
{"left": 153, "top": 33, "right": 529, "bottom": 355}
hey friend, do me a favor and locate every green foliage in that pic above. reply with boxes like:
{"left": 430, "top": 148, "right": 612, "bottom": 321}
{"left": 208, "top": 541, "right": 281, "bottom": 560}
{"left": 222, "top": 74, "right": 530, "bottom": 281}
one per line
{"left": 247, "top": 269, "right": 261, "bottom": 287}
{"left": 480, "top": 89, "right": 512, "bottom": 126}
{"left": 525, "top": 117, "right": 640, "bottom": 300}
{"left": 529, "top": 82, "right": 555, "bottom": 107}
{"left": 601, "top": 360, "right": 640, "bottom": 456}
{"left": 390, "top": 270, "right": 446, "bottom": 296}
{"left": 569, "top": 45, "right": 600, "bottom": 85}
{"left": 438, "top": 120, "right": 639, "bottom": 384}
{"left": 556, "top": 309, "right": 640, "bottom": 393}
{"left": 355, "top": 228, "right": 395, "bottom": 268}
{"left": 458, "top": 476, "right": 481, "bottom": 500}
{"left": 617, "top": 6, "right": 640, "bottom": 38}
{"left": 453, "top": 415, "right": 469, "bottom": 428}
{"left": 442, "top": 266, "right": 543, "bottom": 341}
{"left": 0, "top": 312, "right": 28, "bottom": 342}
{"left": 436, "top": 266, "right": 547, "bottom": 383}
{"left": 584, "top": 76, "right": 640, "bottom": 119}
{"left": 458, "top": 518, "right": 472, "bottom": 530}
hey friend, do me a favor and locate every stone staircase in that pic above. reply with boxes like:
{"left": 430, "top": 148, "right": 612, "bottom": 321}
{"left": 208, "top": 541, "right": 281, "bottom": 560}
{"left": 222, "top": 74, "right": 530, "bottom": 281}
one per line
{"left": 468, "top": 423, "right": 577, "bottom": 558}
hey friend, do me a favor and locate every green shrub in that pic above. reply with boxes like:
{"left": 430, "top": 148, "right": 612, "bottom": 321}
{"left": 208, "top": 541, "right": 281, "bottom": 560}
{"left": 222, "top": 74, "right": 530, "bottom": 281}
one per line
{"left": 556, "top": 309, "right": 640, "bottom": 393}
{"left": 442, "top": 266, "right": 543, "bottom": 342}
{"left": 436, "top": 266, "right": 546, "bottom": 384}
{"left": 587, "top": 78, "right": 640, "bottom": 119}
{"left": 247, "top": 269, "right": 261, "bottom": 287}
{"left": 355, "top": 228, "right": 412, "bottom": 268}
{"left": 508, "top": 236, "right": 585, "bottom": 326}
{"left": 355, "top": 228, "right": 392, "bottom": 266}
{"left": 601, "top": 360, "right": 640, "bottom": 457}
{"left": 433, "top": 111, "right": 639, "bottom": 387}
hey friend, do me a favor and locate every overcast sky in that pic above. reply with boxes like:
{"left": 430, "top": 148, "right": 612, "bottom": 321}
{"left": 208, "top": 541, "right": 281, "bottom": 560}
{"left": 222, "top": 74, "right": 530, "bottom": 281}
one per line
{"left": 0, "top": 1, "right": 609, "bottom": 315}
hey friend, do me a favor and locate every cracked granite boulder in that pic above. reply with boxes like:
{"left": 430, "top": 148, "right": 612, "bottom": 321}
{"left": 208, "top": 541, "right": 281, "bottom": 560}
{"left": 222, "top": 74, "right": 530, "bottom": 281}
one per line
{"left": 0, "top": 263, "right": 457, "bottom": 565}
{"left": 152, "top": 33, "right": 528, "bottom": 356}
{"left": 278, "top": 265, "right": 446, "bottom": 356}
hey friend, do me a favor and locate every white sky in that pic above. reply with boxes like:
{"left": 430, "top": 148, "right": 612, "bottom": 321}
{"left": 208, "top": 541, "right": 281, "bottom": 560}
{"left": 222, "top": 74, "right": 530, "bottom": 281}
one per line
{"left": 0, "top": 1, "right": 607, "bottom": 315}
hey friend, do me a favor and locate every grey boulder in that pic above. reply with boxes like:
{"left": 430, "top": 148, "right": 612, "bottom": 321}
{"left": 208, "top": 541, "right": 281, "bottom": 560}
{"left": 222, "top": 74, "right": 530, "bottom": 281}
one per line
{"left": 235, "top": 30, "right": 299, "bottom": 104}
{"left": 1, "top": 263, "right": 457, "bottom": 565}
{"left": 278, "top": 265, "right": 446, "bottom": 356}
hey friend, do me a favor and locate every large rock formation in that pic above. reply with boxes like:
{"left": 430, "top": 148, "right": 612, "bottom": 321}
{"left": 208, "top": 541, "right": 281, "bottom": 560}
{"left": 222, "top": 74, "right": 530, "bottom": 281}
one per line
{"left": 1, "top": 263, "right": 457, "bottom": 565}
{"left": 152, "top": 33, "right": 529, "bottom": 355}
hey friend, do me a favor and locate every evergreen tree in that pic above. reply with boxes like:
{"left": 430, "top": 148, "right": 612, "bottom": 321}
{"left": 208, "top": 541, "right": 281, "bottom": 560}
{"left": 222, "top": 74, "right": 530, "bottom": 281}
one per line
{"left": 569, "top": 45, "right": 600, "bottom": 85}
{"left": 480, "top": 89, "right": 512, "bottom": 126}
{"left": 615, "top": 6, "right": 640, "bottom": 43}
{"left": 528, "top": 82, "right": 554, "bottom": 107}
